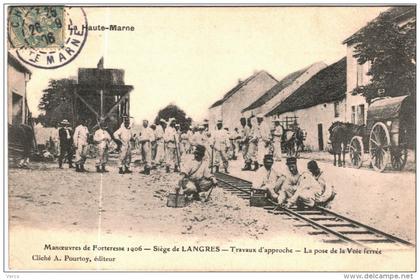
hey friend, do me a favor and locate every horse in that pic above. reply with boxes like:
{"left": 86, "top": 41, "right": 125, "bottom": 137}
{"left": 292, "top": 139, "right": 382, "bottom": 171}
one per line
{"left": 328, "top": 122, "right": 364, "bottom": 167}
{"left": 282, "top": 126, "right": 305, "bottom": 157}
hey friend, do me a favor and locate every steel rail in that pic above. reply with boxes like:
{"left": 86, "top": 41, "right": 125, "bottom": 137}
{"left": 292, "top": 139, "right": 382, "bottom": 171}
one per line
{"left": 214, "top": 172, "right": 413, "bottom": 248}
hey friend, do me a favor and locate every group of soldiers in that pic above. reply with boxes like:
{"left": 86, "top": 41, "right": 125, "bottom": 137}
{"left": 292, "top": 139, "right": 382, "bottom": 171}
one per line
{"left": 48, "top": 113, "right": 297, "bottom": 175}
{"left": 43, "top": 114, "right": 334, "bottom": 208}
{"left": 252, "top": 155, "right": 335, "bottom": 208}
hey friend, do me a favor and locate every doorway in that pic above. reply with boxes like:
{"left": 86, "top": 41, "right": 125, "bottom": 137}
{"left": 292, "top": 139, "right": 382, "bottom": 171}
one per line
{"left": 318, "top": 123, "right": 324, "bottom": 151}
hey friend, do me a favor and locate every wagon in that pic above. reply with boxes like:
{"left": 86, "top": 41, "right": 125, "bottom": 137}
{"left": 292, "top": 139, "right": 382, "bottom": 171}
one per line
{"left": 348, "top": 95, "right": 415, "bottom": 172}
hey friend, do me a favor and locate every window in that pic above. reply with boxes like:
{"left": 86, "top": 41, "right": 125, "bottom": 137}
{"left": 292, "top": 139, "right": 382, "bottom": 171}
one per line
{"left": 334, "top": 101, "right": 340, "bottom": 118}
{"left": 357, "top": 104, "right": 365, "bottom": 126}
{"left": 351, "top": 106, "right": 356, "bottom": 124}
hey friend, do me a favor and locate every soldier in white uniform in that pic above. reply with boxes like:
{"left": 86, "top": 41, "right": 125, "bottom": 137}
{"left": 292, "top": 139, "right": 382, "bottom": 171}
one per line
{"left": 175, "top": 144, "right": 218, "bottom": 201}
{"left": 239, "top": 117, "right": 250, "bottom": 170}
{"left": 180, "top": 129, "right": 189, "bottom": 155}
{"left": 113, "top": 117, "right": 133, "bottom": 174}
{"left": 73, "top": 118, "right": 90, "bottom": 172}
{"left": 272, "top": 120, "right": 284, "bottom": 161}
{"left": 285, "top": 160, "right": 335, "bottom": 208}
{"left": 271, "top": 157, "right": 301, "bottom": 204}
{"left": 138, "top": 119, "right": 154, "bottom": 175}
{"left": 252, "top": 154, "right": 283, "bottom": 197}
{"left": 231, "top": 127, "right": 241, "bottom": 160}
{"left": 50, "top": 123, "right": 60, "bottom": 157}
{"left": 154, "top": 121, "right": 165, "bottom": 166}
{"left": 93, "top": 120, "right": 112, "bottom": 173}
{"left": 211, "top": 120, "right": 229, "bottom": 173}
{"left": 164, "top": 118, "right": 179, "bottom": 173}
{"left": 256, "top": 114, "right": 271, "bottom": 167}
{"left": 186, "top": 126, "right": 194, "bottom": 154}
{"left": 247, "top": 116, "right": 259, "bottom": 171}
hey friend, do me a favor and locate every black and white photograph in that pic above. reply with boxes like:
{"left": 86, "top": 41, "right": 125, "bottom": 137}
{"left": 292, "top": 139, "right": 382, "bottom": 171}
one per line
{"left": 4, "top": 4, "right": 417, "bottom": 273}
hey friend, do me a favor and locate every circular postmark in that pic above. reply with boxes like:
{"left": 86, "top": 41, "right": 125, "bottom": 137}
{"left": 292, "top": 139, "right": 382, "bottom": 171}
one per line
{"left": 8, "top": 6, "right": 88, "bottom": 69}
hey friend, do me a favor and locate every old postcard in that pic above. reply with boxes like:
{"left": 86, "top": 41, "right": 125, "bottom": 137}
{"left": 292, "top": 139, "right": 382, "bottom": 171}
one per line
{"left": 4, "top": 4, "right": 416, "bottom": 272}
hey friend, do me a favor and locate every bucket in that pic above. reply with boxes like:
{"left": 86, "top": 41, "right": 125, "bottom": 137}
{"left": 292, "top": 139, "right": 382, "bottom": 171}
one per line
{"left": 167, "top": 193, "right": 187, "bottom": 208}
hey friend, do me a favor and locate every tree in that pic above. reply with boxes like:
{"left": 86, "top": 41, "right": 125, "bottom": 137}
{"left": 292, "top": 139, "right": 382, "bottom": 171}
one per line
{"left": 351, "top": 7, "right": 415, "bottom": 103}
{"left": 38, "top": 78, "right": 76, "bottom": 126}
{"left": 154, "top": 104, "right": 192, "bottom": 132}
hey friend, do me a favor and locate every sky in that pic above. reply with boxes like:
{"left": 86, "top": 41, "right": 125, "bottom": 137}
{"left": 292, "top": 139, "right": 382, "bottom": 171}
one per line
{"left": 20, "top": 6, "right": 388, "bottom": 125}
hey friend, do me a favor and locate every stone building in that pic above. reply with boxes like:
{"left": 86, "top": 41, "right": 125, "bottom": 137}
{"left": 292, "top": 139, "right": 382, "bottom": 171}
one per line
{"left": 342, "top": 6, "right": 416, "bottom": 126}
{"left": 208, "top": 71, "right": 277, "bottom": 130}
{"left": 8, "top": 52, "right": 31, "bottom": 125}
{"left": 241, "top": 62, "right": 327, "bottom": 119}
{"left": 266, "top": 58, "right": 346, "bottom": 151}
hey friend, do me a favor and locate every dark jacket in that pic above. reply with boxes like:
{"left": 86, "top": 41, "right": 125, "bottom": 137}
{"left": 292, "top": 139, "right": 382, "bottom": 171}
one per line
{"left": 59, "top": 127, "right": 73, "bottom": 146}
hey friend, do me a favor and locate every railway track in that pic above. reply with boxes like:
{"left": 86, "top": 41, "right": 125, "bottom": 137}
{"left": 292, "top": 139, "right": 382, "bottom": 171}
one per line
{"left": 215, "top": 172, "right": 414, "bottom": 249}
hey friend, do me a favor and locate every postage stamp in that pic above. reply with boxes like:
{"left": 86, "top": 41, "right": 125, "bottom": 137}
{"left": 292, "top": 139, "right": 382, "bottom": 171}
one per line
{"left": 8, "top": 6, "right": 88, "bottom": 69}
{"left": 8, "top": 6, "right": 65, "bottom": 49}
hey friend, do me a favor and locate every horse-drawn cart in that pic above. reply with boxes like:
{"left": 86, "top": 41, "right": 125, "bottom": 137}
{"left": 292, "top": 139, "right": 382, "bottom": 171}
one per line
{"left": 348, "top": 95, "right": 415, "bottom": 172}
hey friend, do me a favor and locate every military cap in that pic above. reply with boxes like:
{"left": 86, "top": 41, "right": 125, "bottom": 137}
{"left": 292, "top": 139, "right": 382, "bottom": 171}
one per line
{"left": 263, "top": 154, "right": 274, "bottom": 163}
{"left": 307, "top": 160, "right": 320, "bottom": 173}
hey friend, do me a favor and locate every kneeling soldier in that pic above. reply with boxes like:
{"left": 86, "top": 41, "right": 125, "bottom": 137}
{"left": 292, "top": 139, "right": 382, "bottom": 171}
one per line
{"left": 252, "top": 154, "right": 283, "bottom": 199}
{"left": 175, "top": 145, "right": 217, "bottom": 201}
{"left": 285, "top": 160, "right": 335, "bottom": 208}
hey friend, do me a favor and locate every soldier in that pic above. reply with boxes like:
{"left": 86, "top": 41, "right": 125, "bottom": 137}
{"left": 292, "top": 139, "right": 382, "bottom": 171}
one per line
{"left": 50, "top": 122, "right": 60, "bottom": 158}
{"left": 256, "top": 114, "right": 271, "bottom": 167}
{"left": 272, "top": 120, "right": 284, "bottom": 161}
{"left": 180, "top": 129, "right": 189, "bottom": 155}
{"left": 239, "top": 117, "right": 250, "bottom": 170}
{"left": 252, "top": 154, "right": 283, "bottom": 196}
{"left": 231, "top": 127, "right": 241, "bottom": 160}
{"left": 150, "top": 124, "right": 157, "bottom": 160}
{"left": 58, "top": 119, "right": 73, "bottom": 169}
{"left": 186, "top": 126, "right": 194, "bottom": 154}
{"left": 224, "top": 127, "right": 233, "bottom": 160}
{"left": 246, "top": 116, "right": 259, "bottom": 171}
{"left": 192, "top": 125, "right": 206, "bottom": 147}
{"left": 270, "top": 157, "right": 301, "bottom": 204}
{"left": 73, "top": 118, "right": 89, "bottom": 172}
{"left": 285, "top": 160, "right": 335, "bottom": 208}
{"left": 175, "top": 144, "right": 218, "bottom": 201}
{"left": 211, "top": 120, "right": 229, "bottom": 173}
{"left": 164, "top": 118, "right": 179, "bottom": 173}
{"left": 113, "top": 117, "right": 133, "bottom": 174}
{"left": 93, "top": 120, "right": 112, "bottom": 173}
{"left": 138, "top": 119, "right": 154, "bottom": 175}
{"left": 154, "top": 121, "right": 165, "bottom": 166}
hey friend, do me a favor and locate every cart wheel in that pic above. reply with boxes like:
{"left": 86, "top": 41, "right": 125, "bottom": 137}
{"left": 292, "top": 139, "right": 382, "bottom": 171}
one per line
{"left": 369, "top": 122, "right": 391, "bottom": 172}
{"left": 349, "top": 136, "right": 364, "bottom": 169}
{"left": 391, "top": 146, "right": 408, "bottom": 171}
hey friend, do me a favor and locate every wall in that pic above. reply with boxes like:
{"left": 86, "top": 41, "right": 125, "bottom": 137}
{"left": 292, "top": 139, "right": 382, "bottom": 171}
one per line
{"left": 220, "top": 71, "right": 277, "bottom": 131}
{"left": 345, "top": 44, "right": 370, "bottom": 125}
{"left": 272, "top": 100, "right": 345, "bottom": 151}
{"left": 8, "top": 64, "right": 28, "bottom": 125}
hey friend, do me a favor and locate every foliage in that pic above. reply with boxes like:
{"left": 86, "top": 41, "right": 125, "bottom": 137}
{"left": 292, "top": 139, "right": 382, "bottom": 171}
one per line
{"left": 350, "top": 8, "right": 415, "bottom": 103}
{"left": 154, "top": 104, "right": 192, "bottom": 132}
{"left": 38, "top": 78, "right": 76, "bottom": 126}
